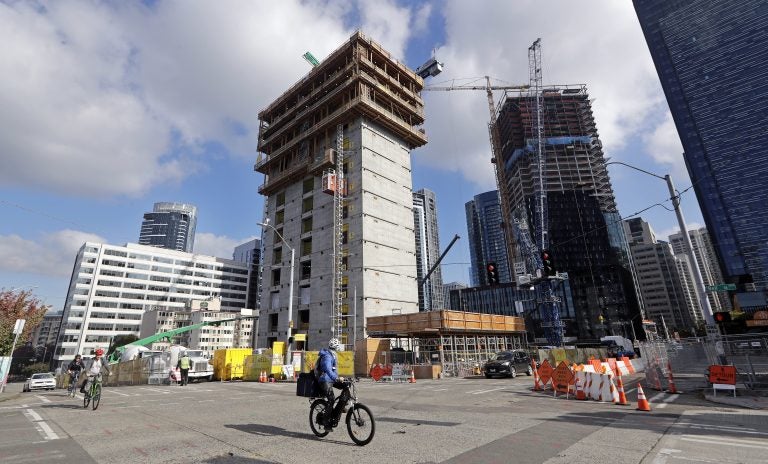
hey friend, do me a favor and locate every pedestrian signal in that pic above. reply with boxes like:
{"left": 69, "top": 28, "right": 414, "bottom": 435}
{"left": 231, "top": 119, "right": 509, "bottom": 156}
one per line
{"left": 486, "top": 262, "right": 499, "bottom": 285}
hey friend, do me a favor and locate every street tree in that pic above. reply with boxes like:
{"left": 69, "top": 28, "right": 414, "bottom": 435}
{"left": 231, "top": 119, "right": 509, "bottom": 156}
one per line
{"left": 0, "top": 289, "right": 48, "bottom": 356}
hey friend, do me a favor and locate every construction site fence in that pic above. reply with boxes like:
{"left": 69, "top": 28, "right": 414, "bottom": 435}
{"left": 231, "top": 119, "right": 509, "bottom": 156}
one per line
{"left": 354, "top": 347, "right": 611, "bottom": 379}
{"left": 639, "top": 331, "right": 768, "bottom": 393}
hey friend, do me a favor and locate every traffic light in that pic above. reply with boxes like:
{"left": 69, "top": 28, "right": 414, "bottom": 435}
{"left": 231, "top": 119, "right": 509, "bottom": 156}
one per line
{"left": 486, "top": 262, "right": 499, "bottom": 285}
{"left": 714, "top": 311, "right": 731, "bottom": 323}
{"left": 541, "top": 249, "right": 555, "bottom": 276}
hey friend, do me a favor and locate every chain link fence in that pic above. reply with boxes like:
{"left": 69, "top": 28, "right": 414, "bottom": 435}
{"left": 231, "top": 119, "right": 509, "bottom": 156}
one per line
{"left": 639, "top": 331, "right": 768, "bottom": 393}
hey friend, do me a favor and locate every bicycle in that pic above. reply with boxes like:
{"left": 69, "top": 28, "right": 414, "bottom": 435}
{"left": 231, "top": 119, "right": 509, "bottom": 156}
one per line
{"left": 308, "top": 378, "right": 375, "bottom": 446}
{"left": 82, "top": 374, "right": 103, "bottom": 410}
{"left": 67, "top": 372, "right": 80, "bottom": 398}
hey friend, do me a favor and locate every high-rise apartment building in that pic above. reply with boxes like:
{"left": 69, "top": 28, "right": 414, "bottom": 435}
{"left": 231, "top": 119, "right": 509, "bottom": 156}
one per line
{"left": 494, "top": 86, "right": 640, "bottom": 341}
{"left": 254, "top": 32, "right": 428, "bottom": 350}
{"left": 53, "top": 242, "right": 248, "bottom": 368}
{"left": 623, "top": 218, "right": 697, "bottom": 333}
{"left": 31, "top": 311, "right": 62, "bottom": 351}
{"left": 413, "top": 188, "right": 443, "bottom": 311}
{"left": 669, "top": 228, "right": 731, "bottom": 313}
{"left": 139, "top": 202, "right": 198, "bottom": 252}
{"left": 465, "top": 190, "right": 511, "bottom": 286}
{"left": 634, "top": 0, "right": 768, "bottom": 291}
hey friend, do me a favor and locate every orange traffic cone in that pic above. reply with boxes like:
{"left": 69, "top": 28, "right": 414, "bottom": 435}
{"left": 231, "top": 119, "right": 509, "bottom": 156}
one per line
{"left": 636, "top": 384, "right": 651, "bottom": 411}
{"left": 666, "top": 361, "right": 680, "bottom": 394}
{"left": 409, "top": 370, "right": 416, "bottom": 383}
{"left": 259, "top": 370, "right": 266, "bottom": 383}
{"left": 532, "top": 360, "right": 542, "bottom": 391}
{"left": 615, "top": 374, "right": 629, "bottom": 405}
{"left": 575, "top": 377, "right": 587, "bottom": 400}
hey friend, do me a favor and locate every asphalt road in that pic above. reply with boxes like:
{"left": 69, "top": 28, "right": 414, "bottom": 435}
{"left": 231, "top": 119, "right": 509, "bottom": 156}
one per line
{"left": 1, "top": 375, "right": 766, "bottom": 464}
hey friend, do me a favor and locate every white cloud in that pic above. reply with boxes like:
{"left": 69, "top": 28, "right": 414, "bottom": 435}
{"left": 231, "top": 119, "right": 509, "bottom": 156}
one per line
{"left": 415, "top": 0, "right": 672, "bottom": 191}
{"left": 1, "top": 1, "right": 402, "bottom": 197}
{"left": 642, "top": 110, "right": 688, "bottom": 179}
{"left": 0, "top": 230, "right": 106, "bottom": 276}
{"left": 194, "top": 232, "right": 259, "bottom": 260}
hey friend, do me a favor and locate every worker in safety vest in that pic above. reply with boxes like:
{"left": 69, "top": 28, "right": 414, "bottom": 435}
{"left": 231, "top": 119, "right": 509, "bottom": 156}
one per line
{"left": 178, "top": 352, "right": 191, "bottom": 386}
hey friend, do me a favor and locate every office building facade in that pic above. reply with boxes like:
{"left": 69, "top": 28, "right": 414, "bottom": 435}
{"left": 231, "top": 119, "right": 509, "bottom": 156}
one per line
{"left": 634, "top": 0, "right": 768, "bottom": 291}
{"left": 669, "top": 227, "right": 731, "bottom": 313}
{"left": 139, "top": 202, "right": 198, "bottom": 252}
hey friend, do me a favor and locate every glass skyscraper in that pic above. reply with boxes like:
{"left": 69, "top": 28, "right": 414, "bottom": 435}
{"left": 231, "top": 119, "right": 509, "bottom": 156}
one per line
{"left": 465, "top": 190, "right": 511, "bottom": 287}
{"left": 634, "top": 0, "right": 768, "bottom": 291}
{"left": 139, "top": 202, "right": 198, "bottom": 253}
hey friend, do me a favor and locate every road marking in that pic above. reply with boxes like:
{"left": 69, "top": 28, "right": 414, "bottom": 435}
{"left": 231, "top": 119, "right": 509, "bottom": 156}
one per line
{"left": 23, "top": 408, "right": 59, "bottom": 441}
{"left": 113, "top": 405, "right": 143, "bottom": 409}
{"left": 106, "top": 389, "right": 131, "bottom": 396}
{"left": 139, "top": 387, "right": 170, "bottom": 394}
{"left": 681, "top": 436, "right": 768, "bottom": 450}
{"left": 652, "top": 448, "right": 681, "bottom": 464}
{"left": 470, "top": 387, "right": 507, "bottom": 395}
{"left": 34, "top": 395, "right": 51, "bottom": 403}
{"left": 625, "top": 388, "right": 637, "bottom": 394}
{"left": 657, "top": 394, "right": 678, "bottom": 409}
{"left": 199, "top": 399, "right": 215, "bottom": 403}
{"left": 649, "top": 392, "right": 666, "bottom": 403}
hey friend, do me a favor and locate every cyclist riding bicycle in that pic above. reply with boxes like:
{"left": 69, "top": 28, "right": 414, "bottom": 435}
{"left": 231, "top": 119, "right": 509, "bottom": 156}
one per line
{"left": 316, "top": 338, "right": 348, "bottom": 427}
{"left": 80, "top": 348, "right": 111, "bottom": 394}
{"left": 67, "top": 354, "right": 84, "bottom": 391}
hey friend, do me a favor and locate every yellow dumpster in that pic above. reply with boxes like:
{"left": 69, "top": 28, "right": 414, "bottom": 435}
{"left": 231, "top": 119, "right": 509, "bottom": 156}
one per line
{"left": 212, "top": 348, "right": 253, "bottom": 380}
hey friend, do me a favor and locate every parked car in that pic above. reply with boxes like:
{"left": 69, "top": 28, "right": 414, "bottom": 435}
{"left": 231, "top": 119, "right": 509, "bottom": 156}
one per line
{"left": 483, "top": 350, "right": 533, "bottom": 378}
{"left": 23, "top": 372, "right": 56, "bottom": 392}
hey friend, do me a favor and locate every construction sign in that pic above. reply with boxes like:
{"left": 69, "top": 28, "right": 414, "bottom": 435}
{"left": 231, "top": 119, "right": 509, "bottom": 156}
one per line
{"left": 552, "top": 361, "right": 575, "bottom": 393}
{"left": 708, "top": 365, "right": 737, "bottom": 385}
{"left": 538, "top": 360, "right": 554, "bottom": 385}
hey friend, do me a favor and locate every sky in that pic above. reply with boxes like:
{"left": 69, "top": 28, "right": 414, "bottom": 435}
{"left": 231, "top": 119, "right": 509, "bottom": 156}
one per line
{"left": 0, "top": 0, "right": 704, "bottom": 311}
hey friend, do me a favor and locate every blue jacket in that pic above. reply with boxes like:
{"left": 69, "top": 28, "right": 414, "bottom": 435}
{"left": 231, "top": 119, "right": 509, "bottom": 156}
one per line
{"left": 316, "top": 349, "right": 338, "bottom": 383}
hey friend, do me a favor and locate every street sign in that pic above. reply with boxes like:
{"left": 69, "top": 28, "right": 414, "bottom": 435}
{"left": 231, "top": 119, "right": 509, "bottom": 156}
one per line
{"left": 537, "top": 360, "right": 554, "bottom": 384}
{"left": 708, "top": 365, "right": 736, "bottom": 385}
{"left": 13, "top": 319, "right": 25, "bottom": 335}
{"left": 552, "top": 361, "right": 575, "bottom": 393}
{"left": 706, "top": 283, "right": 737, "bottom": 292}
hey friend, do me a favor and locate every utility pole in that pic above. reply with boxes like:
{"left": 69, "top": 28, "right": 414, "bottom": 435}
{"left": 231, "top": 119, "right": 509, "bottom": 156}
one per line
{"left": 1, "top": 319, "right": 25, "bottom": 393}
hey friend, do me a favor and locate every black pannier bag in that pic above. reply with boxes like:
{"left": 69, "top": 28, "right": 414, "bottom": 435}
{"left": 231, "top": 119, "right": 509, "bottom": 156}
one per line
{"left": 297, "top": 372, "right": 320, "bottom": 397}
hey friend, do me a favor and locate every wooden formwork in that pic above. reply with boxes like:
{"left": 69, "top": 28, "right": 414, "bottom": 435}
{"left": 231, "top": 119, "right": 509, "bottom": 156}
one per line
{"left": 367, "top": 310, "right": 525, "bottom": 335}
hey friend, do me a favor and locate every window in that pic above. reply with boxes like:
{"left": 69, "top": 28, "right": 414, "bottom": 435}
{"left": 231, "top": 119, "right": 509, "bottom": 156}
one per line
{"left": 302, "top": 216, "right": 313, "bottom": 233}
{"left": 301, "top": 238, "right": 312, "bottom": 257}
{"left": 302, "top": 196, "right": 313, "bottom": 213}
{"left": 273, "top": 247, "right": 282, "bottom": 265}
{"left": 270, "top": 292, "right": 279, "bottom": 309}
{"left": 301, "top": 261, "right": 311, "bottom": 280}
{"left": 268, "top": 313, "right": 278, "bottom": 332}
{"left": 276, "top": 191, "right": 285, "bottom": 207}
{"left": 302, "top": 178, "right": 314, "bottom": 194}
{"left": 272, "top": 269, "right": 281, "bottom": 286}
{"left": 275, "top": 210, "right": 285, "bottom": 224}
{"left": 342, "top": 230, "right": 348, "bottom": 244}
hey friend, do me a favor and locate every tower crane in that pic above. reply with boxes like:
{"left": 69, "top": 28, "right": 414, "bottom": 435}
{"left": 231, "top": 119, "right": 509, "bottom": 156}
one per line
{"left": 422, "top": 39, "right": 565, "bottom": 346}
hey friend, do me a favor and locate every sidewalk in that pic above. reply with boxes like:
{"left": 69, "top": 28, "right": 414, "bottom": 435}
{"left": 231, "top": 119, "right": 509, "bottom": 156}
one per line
{"left": 704, "top": 391, "right": 768, "bottom": 409}
{"left": 0, "top": 382, "right": 22, "bottom": 403}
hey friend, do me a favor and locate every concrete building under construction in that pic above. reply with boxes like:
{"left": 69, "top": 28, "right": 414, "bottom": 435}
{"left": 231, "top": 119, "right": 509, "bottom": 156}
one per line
{"left": 494, "top": 85, "right": 641, "bottom": 342}
{"left": 254, "top": 32, "right": 428, "bottom": 350}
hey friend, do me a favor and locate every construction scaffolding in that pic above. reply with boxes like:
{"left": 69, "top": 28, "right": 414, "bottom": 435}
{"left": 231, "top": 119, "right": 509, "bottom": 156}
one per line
{"left": 365, "top": 310, "right": 527, "bottom": 377}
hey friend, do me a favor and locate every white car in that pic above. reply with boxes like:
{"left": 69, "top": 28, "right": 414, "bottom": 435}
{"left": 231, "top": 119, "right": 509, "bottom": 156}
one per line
{"left": 23, "top": 372, "right": 56, "bottom": 392}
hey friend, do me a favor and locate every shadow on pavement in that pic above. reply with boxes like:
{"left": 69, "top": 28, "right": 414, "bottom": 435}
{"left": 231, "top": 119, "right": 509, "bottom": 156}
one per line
{"left": 376, "top": 417, "right": 461, "bottom": 427}
{"left": 41, "top": 403, "right": 87, "bottom": 410}
{"left": 533, "top": 409, "right": 768, "bottom": 440}
{"left": 202, "top": 454, "right": 276, "bottom": 464}
{"left": 224, "top": 423, "right": 353, "bottom": 446}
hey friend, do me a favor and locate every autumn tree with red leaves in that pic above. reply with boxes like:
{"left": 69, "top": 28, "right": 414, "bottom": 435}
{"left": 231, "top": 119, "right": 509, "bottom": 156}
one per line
{"left": 1, "top": 289, "right": 49, "bottom": 356}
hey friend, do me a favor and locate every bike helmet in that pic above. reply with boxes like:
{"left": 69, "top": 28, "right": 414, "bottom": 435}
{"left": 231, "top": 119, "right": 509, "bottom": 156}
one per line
{"left": 94, "top": 348, "right": 105, "bottom": 356}
{"left": 328, "top": 338, "right": 342, "bottom": 351}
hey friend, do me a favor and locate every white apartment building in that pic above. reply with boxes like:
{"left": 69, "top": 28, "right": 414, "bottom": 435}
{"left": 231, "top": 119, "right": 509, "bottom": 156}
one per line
{"left": 31, "top": 311, "right": 62, "bottom": 350}
{"left": 53, "top": 242, "right": 249, "bottom": 368}
{"left": 140, "top": 298, "right": 254, "bottom": 356}
{"left": 670, "top": 227, "right": 732, "bottom": 312}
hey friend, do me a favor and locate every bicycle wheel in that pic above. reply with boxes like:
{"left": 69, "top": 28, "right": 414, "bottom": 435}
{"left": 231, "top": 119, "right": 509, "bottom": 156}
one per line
{"left": 83, "top": 391, "right": 90, "bottom": 408}
{"left": 92, "top": 384, "right": 101, "bottom": 410}
{"left": 346, "top": 403, "right": 375, "bottom": 446}
{"left": 308, "top": 399, "right": 330, "bottom": 438}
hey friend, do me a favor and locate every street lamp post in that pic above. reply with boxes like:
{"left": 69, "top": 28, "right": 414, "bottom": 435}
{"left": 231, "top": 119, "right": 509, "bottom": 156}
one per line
{"left": 258, "top": 222, "right": 295, "bottom": 366}
{"left": 606, "top": 161, "right": 715, "bottom": 327}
